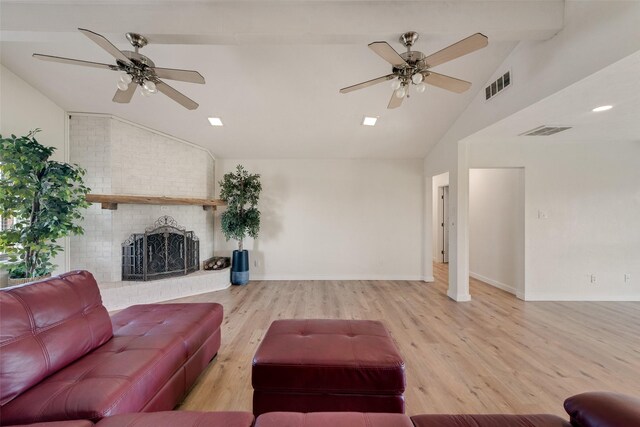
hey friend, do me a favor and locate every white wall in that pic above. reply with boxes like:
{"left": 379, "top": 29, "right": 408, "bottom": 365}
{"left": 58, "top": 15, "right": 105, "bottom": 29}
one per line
{"left": 0, "top": 64, "right": 67, "bottom": 282}
{"left": 214, "top": 158, "right": 424, "bottom": 280}
{"left": 469, "top": 168, "right": 524, "bottom": 296}
{"left": 423, "top": 1, "right": 640, "bottom": 300}
{"left": 470, "top": 141, "right": 640, "bottom": 301}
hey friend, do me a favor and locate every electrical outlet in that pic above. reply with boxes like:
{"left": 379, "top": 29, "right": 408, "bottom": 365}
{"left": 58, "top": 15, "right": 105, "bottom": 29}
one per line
{"left": 590, "top": 274, "right": 597, "bottom": 284}
{"left": 624, "top": 273, "right": 631, "bottom": 284}
{"left": 254, "top": 259, "right": 259, "bottom": 268}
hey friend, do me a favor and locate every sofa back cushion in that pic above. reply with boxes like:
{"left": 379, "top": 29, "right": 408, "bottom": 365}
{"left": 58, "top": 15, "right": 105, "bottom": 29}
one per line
{"left": 0, "top": 270, "right": 113, "bottom": 405}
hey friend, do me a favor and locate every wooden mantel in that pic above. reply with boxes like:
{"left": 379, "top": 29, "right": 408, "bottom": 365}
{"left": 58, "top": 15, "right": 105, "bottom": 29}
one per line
{"left": 86, "top": 194, "right": 226, "bottom": 211}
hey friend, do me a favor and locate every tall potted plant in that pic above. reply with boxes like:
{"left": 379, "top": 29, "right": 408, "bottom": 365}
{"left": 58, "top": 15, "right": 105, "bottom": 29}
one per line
{"left": 0, "top": 130, "right": 90, "bottom": 284}
{"left": 218, "top": 164, "right": 261, "bottom": 285}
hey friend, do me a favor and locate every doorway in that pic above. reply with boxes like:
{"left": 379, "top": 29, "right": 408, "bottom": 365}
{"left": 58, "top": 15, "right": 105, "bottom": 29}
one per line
{"left": 437, "top": 186, "right": 449, "bottom": 263}
{"left": 468, "top": 167, "right": 525, "bottom": 297}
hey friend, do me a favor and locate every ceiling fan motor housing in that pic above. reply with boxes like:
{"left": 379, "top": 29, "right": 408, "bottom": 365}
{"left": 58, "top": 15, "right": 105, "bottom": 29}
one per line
{"left": 117, "top": 51, "right": 157, "bottom": 84}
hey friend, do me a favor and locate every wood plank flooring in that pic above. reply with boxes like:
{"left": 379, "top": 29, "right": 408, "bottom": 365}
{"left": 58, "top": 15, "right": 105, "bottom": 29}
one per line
{"left": 171, "top": 263, "right": 640, "bottom": 417}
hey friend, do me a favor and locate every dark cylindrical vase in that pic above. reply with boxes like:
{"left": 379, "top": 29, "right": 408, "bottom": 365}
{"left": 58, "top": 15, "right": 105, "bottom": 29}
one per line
{"left": 231, "top": 250, "right": 250, "bottom": 285}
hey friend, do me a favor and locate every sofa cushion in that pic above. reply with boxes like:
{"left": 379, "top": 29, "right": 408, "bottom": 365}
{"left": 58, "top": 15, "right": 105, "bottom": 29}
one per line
{"left": 0, "top": 271, "right": 112, "bottom": 406}
{"left": 255, "top": 412, "right": 414, "bottom": 427}
{"left": 4, "top": 422, "right": 94, "bottom": 427}
{"left": 411, "top": 414, "right": 571, "bottom": 427}
{"left": 0, "top": 303, "right": 223, "bottom": 424}
{"left": 95, "top": 411, "right": 254, "bottom": 427}
{"left": 564, "top": 392, "right": 640, "bottom": 427}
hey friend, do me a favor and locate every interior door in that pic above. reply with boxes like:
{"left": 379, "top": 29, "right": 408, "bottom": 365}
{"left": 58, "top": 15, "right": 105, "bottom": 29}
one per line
{"left": 443, "top": 186, "right": 449, "bottom": 263}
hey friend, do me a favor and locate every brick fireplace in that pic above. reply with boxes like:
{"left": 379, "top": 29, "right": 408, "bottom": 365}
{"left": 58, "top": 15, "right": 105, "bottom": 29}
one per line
{"left": 68, "top": 114, "right": 228, "bottom": 309}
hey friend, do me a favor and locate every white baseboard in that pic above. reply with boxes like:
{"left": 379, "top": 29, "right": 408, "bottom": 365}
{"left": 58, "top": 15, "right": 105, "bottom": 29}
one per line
{"left": 250, "top": 274, "right": 423, "bottom": 281}
{"left": 422, "top": 276, "right": 435, "bottom": 282}
{"left": 470, "top": 271, "right": 516, "bottom": 295}
{"left": 523, "top": 292, "right": 640, "bottom": 301}
{"left": 447, "top": 289, "right": 471, "bottom": 302}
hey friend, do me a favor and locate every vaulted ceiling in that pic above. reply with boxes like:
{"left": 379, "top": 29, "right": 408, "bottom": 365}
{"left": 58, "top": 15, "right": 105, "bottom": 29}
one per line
{"left": 0, "top": 1, "right": 564, "bottom": 158}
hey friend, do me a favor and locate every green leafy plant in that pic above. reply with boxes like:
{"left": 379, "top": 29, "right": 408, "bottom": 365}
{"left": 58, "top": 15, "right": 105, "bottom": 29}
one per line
{"left": 0, "top": 130, "right": 90, "bottom": 279}
{"left": 218, "top": 164, "right": 262, "bottom": 251}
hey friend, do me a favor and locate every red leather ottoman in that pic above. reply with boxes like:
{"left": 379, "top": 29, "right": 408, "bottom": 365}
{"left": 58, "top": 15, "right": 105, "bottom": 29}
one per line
{"left": 252, "top": 319, "right": 406, "bottom": 415}
{"left": 255, "top": 412, "right": 413, "bottom": 427}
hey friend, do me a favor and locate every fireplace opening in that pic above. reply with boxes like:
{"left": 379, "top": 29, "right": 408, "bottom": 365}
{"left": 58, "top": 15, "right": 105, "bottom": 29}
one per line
{"left": 122, "top": 216, "right": 199, "bottom": 281}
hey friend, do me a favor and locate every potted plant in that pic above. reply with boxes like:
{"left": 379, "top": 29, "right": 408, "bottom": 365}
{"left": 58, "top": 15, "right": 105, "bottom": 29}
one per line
{"left": 218, "top": 164, "right": 261, "bottom": 285}
{"left": 0, "top": 130, "right": 90, "bottom": 285}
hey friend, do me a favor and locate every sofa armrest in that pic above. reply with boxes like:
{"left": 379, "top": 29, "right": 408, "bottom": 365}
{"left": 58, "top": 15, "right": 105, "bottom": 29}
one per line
{"left": 564, "top": 392, "right": 640, "bottom": 427}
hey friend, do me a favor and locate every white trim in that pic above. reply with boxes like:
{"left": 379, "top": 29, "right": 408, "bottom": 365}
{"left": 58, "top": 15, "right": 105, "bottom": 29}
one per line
{"left": 67, "top": 112, "right": 216, "bottom": 161}
{"left": 422, "top": 276, "right": 435, "bottom": 282}
{"left": 523, "top": 292, "right": 640, "bottom": 302}
{"left": 447, "top": 289, "right": 471, "bottom": 302}
{"left": 250, "top": 275, "right": 424, "bottom": 281}
{"left": 470, "top": 271, "right": 516, "bottom": 295}
{"left": 63, "top": 112, "right": 71, "bottom": 273}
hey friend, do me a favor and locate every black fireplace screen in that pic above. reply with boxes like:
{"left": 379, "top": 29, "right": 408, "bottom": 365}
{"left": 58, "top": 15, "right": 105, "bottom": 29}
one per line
{"left": 122, "top": 216, "right": 199, "bottom": 281}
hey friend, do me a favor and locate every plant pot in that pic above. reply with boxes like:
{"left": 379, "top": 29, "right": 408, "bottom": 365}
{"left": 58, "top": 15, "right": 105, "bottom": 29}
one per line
{"left": 8, "top": 273, "right": 51, "bottom": 287}
{"left": 231, "top": 250, "right": 250, "bottom": 285}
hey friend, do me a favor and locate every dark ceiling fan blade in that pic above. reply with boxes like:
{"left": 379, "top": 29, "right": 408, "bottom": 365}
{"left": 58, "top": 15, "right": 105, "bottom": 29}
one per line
{"left": 156, "top": 80, "right": 199, "bottom": 110}
{"left": 150, "top": 67, "right": 205, "bottom": 84}
{"left": 340, "top": 74, "right": 395, "bottom": 94}
{"left": 423, "top": 71, "right": 472, "bottom": 93}
{"left": 113, "top": 84, "right": 137, "bottom": 103}
{"left": 368, "top": 42, "right": 407, "bottom": 68}
{"left": 424, "top": 33, "right": 488, "bottom": 68}
{"left": 78, "top": 28, "right": 133, "bottom": 66}
{"left": 387, "top": 89, "right": 405, "bottom": 109}
{"left": 33, "top": 54, "right": 119, "bottom": 70}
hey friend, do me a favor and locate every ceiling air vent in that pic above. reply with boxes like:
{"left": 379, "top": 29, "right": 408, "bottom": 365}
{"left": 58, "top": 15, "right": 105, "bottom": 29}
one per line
{"left": 485, "top": 71, "right": 511, "bottom": 100}
{"left": 520, "top": 125, "right": 573, "bottom": 136}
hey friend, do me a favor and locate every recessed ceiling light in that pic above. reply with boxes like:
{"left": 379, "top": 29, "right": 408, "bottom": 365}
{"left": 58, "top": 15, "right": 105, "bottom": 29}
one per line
{"left": 208, "top": 117, "right": 223, "bottom": 126}
{"left": 592, "top": 105, "right": 613, "bottom": 112}
{"left": 362, "top": 116, "right": 378, "bottom": 126}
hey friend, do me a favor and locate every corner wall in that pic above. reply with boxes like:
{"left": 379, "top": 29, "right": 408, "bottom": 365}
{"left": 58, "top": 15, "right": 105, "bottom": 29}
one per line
{"left": 423, "top": 1, "right": 640, "bottom": 300}
{"left": 214, "top": 158, "right": 424, "bottom": 280}
{"left": 0, "top": 64, "right": 67, "bottom": 282}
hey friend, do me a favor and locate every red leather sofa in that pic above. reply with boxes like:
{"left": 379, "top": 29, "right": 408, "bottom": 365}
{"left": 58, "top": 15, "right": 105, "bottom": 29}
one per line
{"left": 5, "top": 392, "right": 638, "bottom": 427}
{"left": 0, "top": 271, "right": 223, "bottom": 425}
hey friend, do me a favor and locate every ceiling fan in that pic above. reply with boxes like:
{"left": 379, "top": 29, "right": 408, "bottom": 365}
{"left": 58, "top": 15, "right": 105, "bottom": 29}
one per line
{"left": 340, "top": 32, "right": 488, "bottom": 109}
{"left": 33, "top": 28, "right": 205, "bottom": 110}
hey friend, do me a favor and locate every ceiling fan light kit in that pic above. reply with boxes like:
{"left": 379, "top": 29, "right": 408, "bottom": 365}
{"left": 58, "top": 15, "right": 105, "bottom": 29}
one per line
{"left": 340, "top": 31, "right": 489, "bottom": 109}
{"left": 33, "top": 28, "right": 206, "bottom": 110}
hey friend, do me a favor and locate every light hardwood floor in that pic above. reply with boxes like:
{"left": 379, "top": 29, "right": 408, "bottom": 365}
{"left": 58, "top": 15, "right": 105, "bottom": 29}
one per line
{"left": 173, "top": 263, "right": 640, "bottom": 417}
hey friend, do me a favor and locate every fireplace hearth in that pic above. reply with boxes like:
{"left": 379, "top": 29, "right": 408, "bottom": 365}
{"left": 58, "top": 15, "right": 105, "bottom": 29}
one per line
{"left": 122, "top": 216, "right": 199, "bottom": 281}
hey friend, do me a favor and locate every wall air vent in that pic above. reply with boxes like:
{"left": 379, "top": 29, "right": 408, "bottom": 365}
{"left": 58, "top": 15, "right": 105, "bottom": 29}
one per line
{"left": 520, "top": 125, "right": 573, "bottom": 136}
{"left": 485, "top": 71, "right": 511, "bottom": 100}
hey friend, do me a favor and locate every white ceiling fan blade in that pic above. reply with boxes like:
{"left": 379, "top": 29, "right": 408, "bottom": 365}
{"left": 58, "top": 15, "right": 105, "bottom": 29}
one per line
{"left": 151, "top": 67, "right": 205, "bottom": 84}
{"left": 156, "top": 80, "right": 199, "bottom": 110}
{"left": 340, "top": 74, "right": 395, "bottom": 94}
{"left": 78, "top": 28, "right": 133, "bottom": 66}
{"left": 113, "top": 84, "right": 137, "bottom": 103}
{"left": 423, "top": 71, "right": 472, "bottom": 93}
{"left": 387, "top": 89, "right": 405, "bottom": 109}
{"left": 33, "top": 54, "right": 118, "bottom": 70}
{"left": 368, "top": 42, "right": 408, "bottom": 68}
{"left": 425, "top": 33, "right": 488, "bottom": 68}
